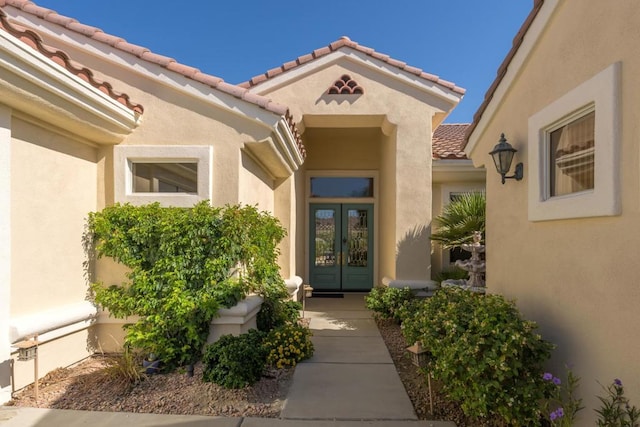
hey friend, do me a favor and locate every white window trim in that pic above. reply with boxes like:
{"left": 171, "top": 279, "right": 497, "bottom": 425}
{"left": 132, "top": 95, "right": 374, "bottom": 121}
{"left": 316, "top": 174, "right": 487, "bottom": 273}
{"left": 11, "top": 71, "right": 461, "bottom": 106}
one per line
{"left": 115, "top": 145, "right": 212, "bottom": 207}
{"left": 528, "top": 62, "right": 621, "bottom": 221}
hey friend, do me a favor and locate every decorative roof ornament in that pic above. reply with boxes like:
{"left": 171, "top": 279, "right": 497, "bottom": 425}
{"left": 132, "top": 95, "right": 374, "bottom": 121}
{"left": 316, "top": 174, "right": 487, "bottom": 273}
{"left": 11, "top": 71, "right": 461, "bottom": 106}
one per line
{"left": 327, "top": 74, "right": 364, "bottom": 95}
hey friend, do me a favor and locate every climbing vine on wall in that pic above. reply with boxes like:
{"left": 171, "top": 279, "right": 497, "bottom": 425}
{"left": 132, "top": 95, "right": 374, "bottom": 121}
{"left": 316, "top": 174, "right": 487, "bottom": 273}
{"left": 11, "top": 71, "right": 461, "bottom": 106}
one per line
{"left": 86, "top": 201, "right": 288, "bottom": 369}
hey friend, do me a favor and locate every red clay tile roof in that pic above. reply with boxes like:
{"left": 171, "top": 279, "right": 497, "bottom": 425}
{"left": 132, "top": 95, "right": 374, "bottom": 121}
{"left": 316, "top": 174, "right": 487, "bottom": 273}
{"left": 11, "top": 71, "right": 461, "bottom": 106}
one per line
{"left": 433, "top": 123, "right": 470, "bottom": 160}
{"left": 464, "top": 0, "right": 544, "bottom": 146}
{"left": 240, "top": 36, "right": 466, "bottom": 96}
{"left": 0, "top": 0, "right": 306, "bottom": 158}
{"left": 0, "top": 7, "right": 143, "bottom": 114}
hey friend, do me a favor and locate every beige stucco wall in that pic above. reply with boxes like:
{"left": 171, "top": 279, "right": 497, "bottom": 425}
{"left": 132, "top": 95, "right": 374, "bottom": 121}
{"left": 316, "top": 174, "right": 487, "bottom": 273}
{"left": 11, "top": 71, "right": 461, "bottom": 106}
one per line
{"left": 256, "top": 60, "right": 447, "bottom": 284}
{"left": 10, "top": 118, "right": 97, "bottom": 316}
{"left": 468, "top": 0, "right": 640, "bottom": 420}
{"left": 239, "top": 151, "right": 275, "bottom": 210}
{"left": 7, "top": 117, "right": 99, "bottom": 395}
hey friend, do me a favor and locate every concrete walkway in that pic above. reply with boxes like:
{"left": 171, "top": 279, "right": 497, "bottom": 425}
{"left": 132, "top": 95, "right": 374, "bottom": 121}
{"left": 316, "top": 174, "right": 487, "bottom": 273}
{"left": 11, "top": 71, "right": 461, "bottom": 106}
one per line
{"left": 0, "top": 294, "right": 454, "bottom": 427}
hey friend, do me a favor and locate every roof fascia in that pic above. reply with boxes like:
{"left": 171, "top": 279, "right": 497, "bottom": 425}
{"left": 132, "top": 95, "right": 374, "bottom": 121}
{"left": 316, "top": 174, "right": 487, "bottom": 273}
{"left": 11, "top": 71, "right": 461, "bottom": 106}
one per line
{"left": 432, "top": 159, "right": 486, "bottom": 183}
{"left": 0, "top": 28, "right": 139, "bottom": 143}
{"left": 5, "top": 11, "right": 288, "bottom": 132}
{"left": 465, "top": 0, "right": 559, "bottom": 161}
{"left": 247, "top": 48, "right": 464, "bottom": 108}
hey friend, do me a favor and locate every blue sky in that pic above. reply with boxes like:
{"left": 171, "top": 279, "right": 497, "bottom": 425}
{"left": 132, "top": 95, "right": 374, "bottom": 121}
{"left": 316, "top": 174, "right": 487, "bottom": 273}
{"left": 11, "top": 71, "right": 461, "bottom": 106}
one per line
{"left": 32, "top": 1, "right": 532, "bottom": 124}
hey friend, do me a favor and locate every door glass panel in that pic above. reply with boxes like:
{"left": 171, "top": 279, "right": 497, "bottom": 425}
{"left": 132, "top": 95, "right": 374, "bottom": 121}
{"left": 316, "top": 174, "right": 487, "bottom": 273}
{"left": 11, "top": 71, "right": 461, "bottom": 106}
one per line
{"left": 310, "top": 177, "right": 373, "bottom": 198}
{"left": 346, "top": 209, "right": 368, "bottom": 267}
{"left": 314, "top": 209, "right": 336, "bottom": 267}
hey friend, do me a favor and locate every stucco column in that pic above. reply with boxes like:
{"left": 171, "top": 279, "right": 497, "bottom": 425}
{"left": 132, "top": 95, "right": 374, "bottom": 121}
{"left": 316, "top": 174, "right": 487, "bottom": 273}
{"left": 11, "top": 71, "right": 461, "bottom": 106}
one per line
{"left": 393, "top": 118, "right": 432, "bottom": 281}
{"left": 274, "top": 176, "right": 294, "bottom": 279}
{"left": 0, "top": 105, "right": 12, "bottom": 404}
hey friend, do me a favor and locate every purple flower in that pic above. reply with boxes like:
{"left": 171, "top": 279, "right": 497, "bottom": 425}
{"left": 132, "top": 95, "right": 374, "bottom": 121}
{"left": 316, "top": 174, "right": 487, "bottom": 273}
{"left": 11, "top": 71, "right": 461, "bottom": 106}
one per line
{"left": 553, "top": 377, "right": 562, "bottom": 386}
{"left": 543, "top": 372, "right": 553, "bottom": 381}
{"left": 550, "top": 408, "right": 565, "bottom": 421}
{"left": 614, "top": 378, "right": 623, "bottom": 387}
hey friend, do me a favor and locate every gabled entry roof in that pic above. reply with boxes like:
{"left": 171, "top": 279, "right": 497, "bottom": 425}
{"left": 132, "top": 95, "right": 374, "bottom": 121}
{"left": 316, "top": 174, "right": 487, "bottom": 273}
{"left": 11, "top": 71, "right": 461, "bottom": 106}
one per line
{"left": 240, "top": 36, "right": 466, "bottom": 97}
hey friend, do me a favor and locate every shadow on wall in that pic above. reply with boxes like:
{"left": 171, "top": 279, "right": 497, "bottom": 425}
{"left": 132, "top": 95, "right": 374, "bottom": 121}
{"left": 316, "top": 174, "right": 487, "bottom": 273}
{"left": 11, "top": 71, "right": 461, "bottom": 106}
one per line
{"left": 396, "top": 224, "right": 432, "bottom": 280}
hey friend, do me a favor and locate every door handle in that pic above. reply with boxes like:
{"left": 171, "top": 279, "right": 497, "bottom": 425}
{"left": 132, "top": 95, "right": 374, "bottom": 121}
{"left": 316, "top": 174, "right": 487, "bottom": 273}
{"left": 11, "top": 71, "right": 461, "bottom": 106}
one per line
{"left": 342, "top": 237, "right": 347, "bottom": 245}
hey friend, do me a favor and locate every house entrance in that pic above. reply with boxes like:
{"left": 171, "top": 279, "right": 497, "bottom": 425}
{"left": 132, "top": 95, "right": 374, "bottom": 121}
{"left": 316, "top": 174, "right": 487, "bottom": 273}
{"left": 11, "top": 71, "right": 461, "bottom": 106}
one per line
{"left": 309, "top": 203, "right": 373, "bottom": 291}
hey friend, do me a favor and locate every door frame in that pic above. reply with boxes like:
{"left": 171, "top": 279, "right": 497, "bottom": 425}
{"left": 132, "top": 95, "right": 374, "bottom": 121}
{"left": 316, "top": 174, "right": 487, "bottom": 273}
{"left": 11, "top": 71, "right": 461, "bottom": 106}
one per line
{"left": 304, "top": 170, "right": 379, "bottom": 290}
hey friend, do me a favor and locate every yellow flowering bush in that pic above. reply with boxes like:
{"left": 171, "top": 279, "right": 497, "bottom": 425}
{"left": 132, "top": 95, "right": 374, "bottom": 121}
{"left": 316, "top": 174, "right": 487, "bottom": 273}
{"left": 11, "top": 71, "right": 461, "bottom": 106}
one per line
{"left": 263, "top": 324, "right": 314, "bottom": 369}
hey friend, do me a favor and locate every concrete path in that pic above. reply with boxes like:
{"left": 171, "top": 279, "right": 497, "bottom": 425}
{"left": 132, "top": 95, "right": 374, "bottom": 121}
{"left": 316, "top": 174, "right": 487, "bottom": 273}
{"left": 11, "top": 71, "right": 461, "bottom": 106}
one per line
{"left": 283, "top": 293, "right": 417, "bottom": 421}
{"left": 0, "top": 293, "right": 455, "bottom": 427}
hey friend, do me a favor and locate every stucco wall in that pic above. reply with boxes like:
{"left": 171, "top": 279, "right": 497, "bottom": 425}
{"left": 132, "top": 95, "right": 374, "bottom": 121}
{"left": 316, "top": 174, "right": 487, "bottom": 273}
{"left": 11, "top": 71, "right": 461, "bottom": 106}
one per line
{"left": 10, "top": 118, "right": 97, "bottom": 316}
{"left": 468, "top": 0, "right": 640, "bottom": 420}
{"left": 258, "top": 61, "right": 442, "bottom": 283}
{"left": 239, "top": 151, "right": 274, "bottom": 210}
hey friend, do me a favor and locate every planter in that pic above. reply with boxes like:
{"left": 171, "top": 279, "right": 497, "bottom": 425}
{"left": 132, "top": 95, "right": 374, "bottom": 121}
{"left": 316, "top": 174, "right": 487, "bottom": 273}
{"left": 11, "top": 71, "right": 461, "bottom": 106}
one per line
{"left": 206, "top": 295, "right": 264, "bottom": 344}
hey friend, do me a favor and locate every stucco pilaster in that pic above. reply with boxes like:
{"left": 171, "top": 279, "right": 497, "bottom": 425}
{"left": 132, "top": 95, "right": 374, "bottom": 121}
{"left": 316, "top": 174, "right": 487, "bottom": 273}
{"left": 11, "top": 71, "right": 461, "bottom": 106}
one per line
{"left": 393, "top": 117, "right": 433, "bottom": 281}
{"left": 274, "top": 176, "right": 294, "bottom": 279}
{"left": 0, "top": 104, "right": 12, "bottom": 403}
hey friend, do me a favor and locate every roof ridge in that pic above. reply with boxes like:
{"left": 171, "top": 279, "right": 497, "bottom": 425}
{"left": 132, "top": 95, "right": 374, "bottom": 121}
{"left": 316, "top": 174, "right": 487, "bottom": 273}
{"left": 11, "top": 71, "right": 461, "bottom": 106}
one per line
{"left": 0, "top": 6, "right": 143, "bottom": 114}
{"left": 0, "top": 0, "right": 305, "bottom": 157}
{"left": 239, "top": 35, "right": 466, "bottom": 95}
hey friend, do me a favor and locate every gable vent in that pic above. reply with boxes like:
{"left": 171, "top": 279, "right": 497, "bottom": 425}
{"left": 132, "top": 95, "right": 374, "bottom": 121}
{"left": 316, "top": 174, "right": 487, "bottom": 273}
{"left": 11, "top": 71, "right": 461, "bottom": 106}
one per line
{"left": 327, "top": 74, "right": 364, "bottom": 95}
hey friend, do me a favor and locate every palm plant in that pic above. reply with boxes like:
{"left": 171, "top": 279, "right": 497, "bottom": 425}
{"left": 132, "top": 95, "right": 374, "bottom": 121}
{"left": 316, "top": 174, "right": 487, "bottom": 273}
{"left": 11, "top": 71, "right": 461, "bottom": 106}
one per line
{"left": 430, "top": 191, "right": 486, "bottom": 248}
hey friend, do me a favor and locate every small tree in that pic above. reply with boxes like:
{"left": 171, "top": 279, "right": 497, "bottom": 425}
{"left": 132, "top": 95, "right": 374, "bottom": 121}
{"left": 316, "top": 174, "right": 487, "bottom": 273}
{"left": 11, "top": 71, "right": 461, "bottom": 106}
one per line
{"left": 430, "top": 191, "right": 486, "bottom": 248}
{"left": 87, "top": 202, "right": 288, "bottom": 369}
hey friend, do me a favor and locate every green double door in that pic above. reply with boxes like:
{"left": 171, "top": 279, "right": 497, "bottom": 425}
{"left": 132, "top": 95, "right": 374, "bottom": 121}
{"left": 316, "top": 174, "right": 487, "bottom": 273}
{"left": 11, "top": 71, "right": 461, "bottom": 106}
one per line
{"left": 309, "top": 203, "right": 373, "bottom": 291}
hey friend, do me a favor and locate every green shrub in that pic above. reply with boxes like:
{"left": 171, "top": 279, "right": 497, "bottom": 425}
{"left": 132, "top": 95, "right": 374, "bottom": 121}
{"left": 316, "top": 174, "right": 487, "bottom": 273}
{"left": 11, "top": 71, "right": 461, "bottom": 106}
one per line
{"left": 86, "top": 202, "right": 288, "bottom": 370}
{"left": 365, "top": 286, "right": 415, "bottom": 322}
{"left": 202, "top": 330, "right": 266, "bottom": 389}
{"left": 404, "top": 287, "right": 553, "bottom": 425}
{"left": 257, "top": 299, "right": 302, "bottom": 332}
{"left": 263, "top": 323, "right": 314, "bottom": 369}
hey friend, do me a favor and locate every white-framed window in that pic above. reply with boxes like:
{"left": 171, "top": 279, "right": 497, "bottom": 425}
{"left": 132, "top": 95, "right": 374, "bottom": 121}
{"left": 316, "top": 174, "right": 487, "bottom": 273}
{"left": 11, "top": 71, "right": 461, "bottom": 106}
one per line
{"left": 528, "top": 62, "right": 621, "bottom": 221}
{"left": 115, "top": 145, "right": 212, "bottom": 207}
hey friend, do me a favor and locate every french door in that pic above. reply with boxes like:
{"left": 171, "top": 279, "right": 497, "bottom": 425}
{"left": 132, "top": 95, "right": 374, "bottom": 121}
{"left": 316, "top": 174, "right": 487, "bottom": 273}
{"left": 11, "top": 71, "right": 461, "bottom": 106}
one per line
{"left": 309, "top": 203, "right": 373, "bottom": 291}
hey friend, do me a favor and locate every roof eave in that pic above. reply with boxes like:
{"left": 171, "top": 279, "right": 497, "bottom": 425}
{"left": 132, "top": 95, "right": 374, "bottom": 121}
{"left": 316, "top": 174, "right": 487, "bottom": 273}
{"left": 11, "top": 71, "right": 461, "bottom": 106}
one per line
{"left": 0, "top": 28, "right": 140, "bottom": 144}
{"left": 464, "top": 0, "right": 553, "bottom": 163}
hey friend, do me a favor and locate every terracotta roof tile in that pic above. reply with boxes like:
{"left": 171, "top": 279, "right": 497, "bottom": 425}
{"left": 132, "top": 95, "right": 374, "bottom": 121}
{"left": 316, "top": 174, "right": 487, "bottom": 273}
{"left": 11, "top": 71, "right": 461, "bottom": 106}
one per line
{"left": 433, "top": 123, "right": 471, "bottom": 160}
{"left": 465, "top": 1, "right": 544, "bottom": 145}
{"left": 240, "top": 36, "right": 466, "bottom": 95}
{"left": 0, "top": 0, "right": 306, "bottom": 158}
{"left": 0, "top": 7, "right": 143, "bottom": 114}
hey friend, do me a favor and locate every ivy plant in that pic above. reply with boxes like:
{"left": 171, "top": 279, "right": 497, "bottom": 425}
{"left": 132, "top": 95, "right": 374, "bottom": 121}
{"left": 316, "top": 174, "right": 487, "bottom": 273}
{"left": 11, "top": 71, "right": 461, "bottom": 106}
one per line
{"left": 86, "top": 202, "right": 288, "bottom": 370}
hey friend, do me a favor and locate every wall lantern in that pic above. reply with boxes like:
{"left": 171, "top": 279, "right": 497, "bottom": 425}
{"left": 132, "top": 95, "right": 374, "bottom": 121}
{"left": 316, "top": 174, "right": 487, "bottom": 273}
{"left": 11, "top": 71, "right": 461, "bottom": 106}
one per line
{"left": 489, "top": 133, "right": 524, "bottom": 184}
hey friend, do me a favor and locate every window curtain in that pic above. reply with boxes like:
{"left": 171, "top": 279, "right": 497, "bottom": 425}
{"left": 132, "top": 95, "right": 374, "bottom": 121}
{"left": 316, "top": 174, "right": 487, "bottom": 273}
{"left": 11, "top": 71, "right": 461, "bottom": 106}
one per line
{"left": 551, "top": 112, "right": 595, "bottom": 197}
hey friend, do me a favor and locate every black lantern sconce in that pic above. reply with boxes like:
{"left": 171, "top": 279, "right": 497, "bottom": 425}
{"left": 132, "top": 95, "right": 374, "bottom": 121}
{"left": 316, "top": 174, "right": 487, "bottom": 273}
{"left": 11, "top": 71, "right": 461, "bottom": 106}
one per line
{"left": 489, "top": 133, "right": 523, "bottom": 184}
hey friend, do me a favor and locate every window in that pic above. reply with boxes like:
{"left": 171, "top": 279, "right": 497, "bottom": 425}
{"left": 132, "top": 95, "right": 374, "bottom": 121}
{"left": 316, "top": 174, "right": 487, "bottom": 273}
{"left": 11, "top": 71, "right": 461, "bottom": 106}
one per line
{"left": 132, "top": 163, "right": 198, "bottom": 193}
{"left": 310, "top": 177, "right": 374, "bottom": 198}
{"left": 548, "top": 110, "right": 595, "bottom": 197}
{"left": 115, "top": 145, "right": 212, "bottom": 207}
{"left": 528, "top": 62, "right": 620, "bottom": 221}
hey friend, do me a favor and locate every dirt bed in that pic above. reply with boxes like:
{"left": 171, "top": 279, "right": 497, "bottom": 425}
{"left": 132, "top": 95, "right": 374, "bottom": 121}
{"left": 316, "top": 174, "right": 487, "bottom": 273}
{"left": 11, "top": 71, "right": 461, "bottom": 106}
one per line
{"left": 8, "top": 320, "right": 485, "bottom": 425}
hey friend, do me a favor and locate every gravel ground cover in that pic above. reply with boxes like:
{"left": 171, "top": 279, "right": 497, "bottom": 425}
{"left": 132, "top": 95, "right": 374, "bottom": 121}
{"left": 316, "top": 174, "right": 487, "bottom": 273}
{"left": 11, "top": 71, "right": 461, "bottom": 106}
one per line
{"left": 8, "top": 320, "right": 488, "bottom": 426}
